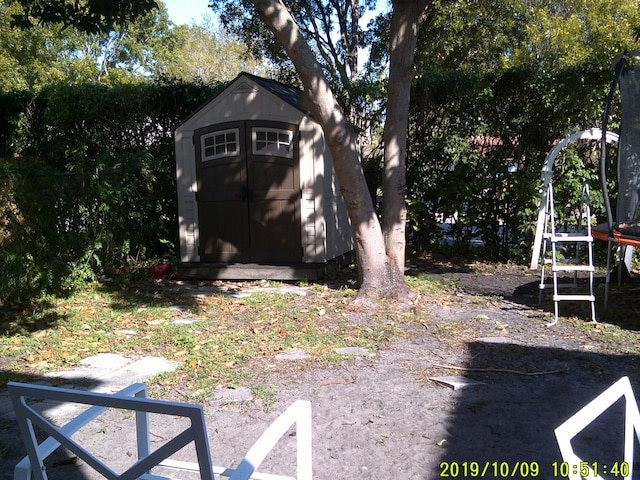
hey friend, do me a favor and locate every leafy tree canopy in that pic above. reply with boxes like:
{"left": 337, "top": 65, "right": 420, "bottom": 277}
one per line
{"left": 0, "top": 1, "right": 174, "bottom": 88}
{"left": 209, "top": 0, "right": 381, "bottom": 113}
{"left": 1, "top": 0, "right": 265, "bottom": 89}
{"left": 508, "top": 0, "right": 640, "bottom": 70}
{"left": 159, "top": 15, "right": 266, "bottom": 83}
{"left": 8, "top": 0, "right": 158, "bottom": 33}
{"left": 413, "top": 0, "right": 640, "bottom": 75}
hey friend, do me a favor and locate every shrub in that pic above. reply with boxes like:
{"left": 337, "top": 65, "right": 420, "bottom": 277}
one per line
{"left": 0, "top": 80, "right": 221, "bottom": 302}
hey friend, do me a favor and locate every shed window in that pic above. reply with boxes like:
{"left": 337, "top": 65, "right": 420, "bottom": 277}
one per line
{"left": 252, "top": 128, "right": 293, "bottom": 158}
{"left": 201, "top": 129, "right": 239, "bottom": 161}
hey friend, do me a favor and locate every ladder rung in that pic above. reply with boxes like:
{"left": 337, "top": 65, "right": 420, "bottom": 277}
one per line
{"left": 541, "top": 283, "right": 589, "bottom": 289}
{"left": 552, "top": 265, "right": 594, "bottom": 272}
{"left": 552, "top": 231, "right": 588, "bottom": 237}
{"left": 551, "top": 235, "right": 593, "bottom": 242}
{"left": 553, "top": 294, "right": 596, "bottom": 302}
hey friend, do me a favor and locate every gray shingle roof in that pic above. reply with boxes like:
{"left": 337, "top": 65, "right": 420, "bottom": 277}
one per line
{"left": 175, "top": 72, "right": 310, "bottom": 131}
{"left": 239, "top": 72, "right": 308, "bottom": 114}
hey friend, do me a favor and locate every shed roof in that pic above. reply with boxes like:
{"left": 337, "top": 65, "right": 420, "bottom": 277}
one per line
{"left": 240, "top": 72, "right": 308, "bottom": 114}
{"left": 175, "top": 72, "right": 309, "bottom": 132}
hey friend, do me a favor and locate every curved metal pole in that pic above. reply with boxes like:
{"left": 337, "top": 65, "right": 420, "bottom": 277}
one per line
{"left": 530, "top": 128, "right": 619, "bottom": 269}
{"left": 601, "top": 52, "right": 627, "bottom": 233}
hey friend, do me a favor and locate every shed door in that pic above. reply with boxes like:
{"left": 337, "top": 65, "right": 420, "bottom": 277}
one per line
{"left": 195, "top": 121, "right": 301, "bottom": 263}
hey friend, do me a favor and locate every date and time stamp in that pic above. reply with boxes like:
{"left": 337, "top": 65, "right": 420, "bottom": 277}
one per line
{"left": 439, "top": 461, "right": 630, "bottom": 478}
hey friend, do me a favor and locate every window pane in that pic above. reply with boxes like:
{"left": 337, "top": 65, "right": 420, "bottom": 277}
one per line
{"left": 201, "top": 128, "right": 240, "bottom": 161}
{"left": 252, "top": 127, "right": 294, "bottom": 158}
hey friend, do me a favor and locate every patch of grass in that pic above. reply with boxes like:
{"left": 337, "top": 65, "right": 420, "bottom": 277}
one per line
{"left": 250, "top": 383, "right": 277, "bottom": 410}
{"left": 0, "top": 279, "right": 427, "bottom": 402}
{"left": 405, "top": 273, "right": 455, "bottom": 300}
{"left": 572, "top": 319, "right": 640, "bottom": 355}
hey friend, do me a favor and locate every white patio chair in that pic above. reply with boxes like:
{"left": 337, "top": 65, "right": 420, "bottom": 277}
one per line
{"left": 554, "top": 376, "right": 640, "bottom": 480}
{"left": 8, "top": 382, "right": 312, "bottom": 480}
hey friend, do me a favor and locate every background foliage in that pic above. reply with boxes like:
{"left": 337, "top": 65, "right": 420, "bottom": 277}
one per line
{"left": 401, "top": 0, "right": 639, "bottom": 260}
{"left": 0, "top": 81, "right": 221, "bottom": 302}
{"left": 1, "top": 0, "right": 640, "bottom": 302}
{"left": 406, "top": 65, "right": 613, "bottom": 260}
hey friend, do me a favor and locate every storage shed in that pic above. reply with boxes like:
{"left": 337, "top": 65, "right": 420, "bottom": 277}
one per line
{"left": 174, "top": 72, "right": 353, "bottom": 280}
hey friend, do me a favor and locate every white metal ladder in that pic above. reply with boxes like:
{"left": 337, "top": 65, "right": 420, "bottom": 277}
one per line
{"left": 538, "top": 182, "right": 596, "bottom": 325}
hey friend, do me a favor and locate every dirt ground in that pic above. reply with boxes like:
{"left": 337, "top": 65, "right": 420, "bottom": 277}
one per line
{"left": 2, "top": 261, "right": 640, "bottom": 480}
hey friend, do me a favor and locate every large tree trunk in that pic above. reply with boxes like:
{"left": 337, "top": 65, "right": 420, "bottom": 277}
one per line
{"left": 382, "top": 0, "right": 429, "bottom": 285}
{"left": 250, "top": 0, "right": 419, "bottom": 299}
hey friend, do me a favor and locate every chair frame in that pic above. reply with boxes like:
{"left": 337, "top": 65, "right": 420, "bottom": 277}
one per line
{"left": 8, "top": 382, "right": 312, "bottom": 480}
{"left": 555, "top": 376, "right": 640, "bottom": 480}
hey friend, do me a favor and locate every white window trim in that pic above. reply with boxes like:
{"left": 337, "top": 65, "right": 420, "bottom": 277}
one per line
{"left": 252, "top": 127, "right": 294, "bottom": 158}
{"left": 201, "top": 128, "right": 240, "bottom": 161}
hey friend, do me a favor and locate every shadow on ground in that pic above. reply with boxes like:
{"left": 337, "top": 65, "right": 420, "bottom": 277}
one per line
{"left": 432, "top": 341, "right": 639, "bottom": 479}
{"left": 419, "top": 255, "right": 640, "bottom": 329}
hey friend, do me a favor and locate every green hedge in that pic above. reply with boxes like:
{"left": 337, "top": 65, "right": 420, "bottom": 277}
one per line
{"left": 0, "top": 64, "right": 623, "bottom": 302}
{"left": 406, "top": 64, "right": 616, "bottom": 260}
{"left": 0, "top": 80, "right": 221, "bottom": 302}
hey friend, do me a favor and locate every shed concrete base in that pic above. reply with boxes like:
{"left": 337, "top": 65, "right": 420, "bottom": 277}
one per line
{"left": 176, "top": 251, "right": 354, "bottom": 281}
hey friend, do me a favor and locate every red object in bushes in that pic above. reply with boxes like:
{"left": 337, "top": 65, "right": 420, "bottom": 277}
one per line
{"left": 149, "top": 263, "right": 169, "bottom": 280}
